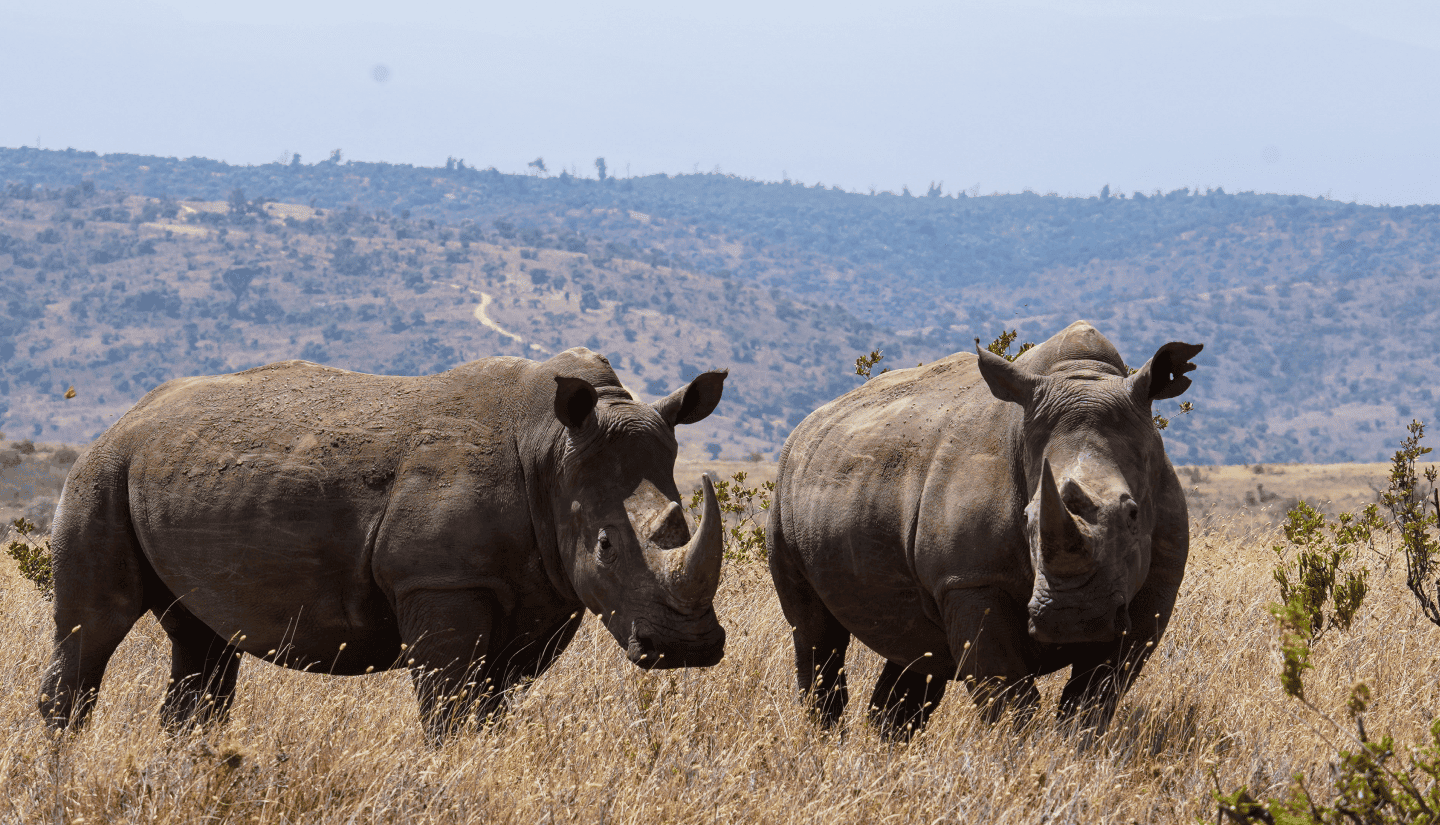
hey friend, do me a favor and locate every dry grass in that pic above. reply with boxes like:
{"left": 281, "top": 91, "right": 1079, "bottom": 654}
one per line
{"left": 2, "top": 516, "right": 1437, "bottom": 824}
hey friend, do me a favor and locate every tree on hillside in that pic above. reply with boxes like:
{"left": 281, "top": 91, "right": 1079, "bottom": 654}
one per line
{"left": 528, "top": 158, "right": 547, "bottom": 176}
{"left": 595, "top": 157, "right": 607, "bottom": 181}
{"left": 222, "top": 266, "right": 261, "bottom": 304}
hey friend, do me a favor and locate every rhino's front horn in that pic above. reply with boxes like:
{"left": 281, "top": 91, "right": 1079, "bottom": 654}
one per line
{"left": 670, "top": 475, "right": 723, "bottom": 606}
{"left": 1038, "top": 459, "right": 1091, "bottom": 578}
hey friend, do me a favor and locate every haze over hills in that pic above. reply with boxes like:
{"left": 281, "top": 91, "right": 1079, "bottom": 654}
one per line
{"left": 2, "top": 146, "right": 1439, "bottom": 464}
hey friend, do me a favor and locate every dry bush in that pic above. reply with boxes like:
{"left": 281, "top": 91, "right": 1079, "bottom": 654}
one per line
{"left": 2, "top": 519, "right": 1437, "bottom": 824}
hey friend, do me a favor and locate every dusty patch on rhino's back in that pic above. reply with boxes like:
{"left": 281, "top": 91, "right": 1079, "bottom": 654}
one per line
{"left": 783, "top": 350, "right": 988, "bottom": 494}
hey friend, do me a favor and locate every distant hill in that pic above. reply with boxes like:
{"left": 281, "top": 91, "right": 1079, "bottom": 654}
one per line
{"left": 3, "top": 146, "right": 1439, "bottom": 463}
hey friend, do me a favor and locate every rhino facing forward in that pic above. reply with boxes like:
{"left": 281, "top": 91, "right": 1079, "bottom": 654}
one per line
{"left": 768, "top": 322, "right": 1201, "bottom": 735}
{"left": 42, "top": 348, "right": 728, "bottom": 740}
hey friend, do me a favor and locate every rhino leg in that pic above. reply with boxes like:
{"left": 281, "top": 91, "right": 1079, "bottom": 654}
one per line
{"left": 1056, "top": 646, "right": 1124, "bottom": 733}
{"left": 494, "top": 611, "right": 583, "bottom": 688}
{"left": 154, "top": 601, "right": 241, "bottom": 731}
{"left": 867, "top": 661, "right": 947, "bottom": 738}
{"left": 770, "top": 539, "right": 850, "bottom": 726}
{"left": 1057, "top": 581, "right": 1177, "bottom": 733}
{"left": 942, "top": 588, "right": 1040, "bottom": 727}
{"left": 39, "top": 500, "right": 148, "bottom": 731}
{"left": 397, "top": 588, "right": 499, "bottom": 743}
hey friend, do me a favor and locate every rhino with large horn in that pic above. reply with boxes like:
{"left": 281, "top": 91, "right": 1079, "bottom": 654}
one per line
{"left": 768, "top": 321, "right": 1201, "bottom": 736}
{"left": 40, "top": 348, "right": 727, "bottom": 741}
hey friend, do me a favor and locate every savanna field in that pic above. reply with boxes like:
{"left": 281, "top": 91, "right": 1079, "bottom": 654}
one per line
{"left": 3, "top": 463, "right": 1439, "bottom": 825}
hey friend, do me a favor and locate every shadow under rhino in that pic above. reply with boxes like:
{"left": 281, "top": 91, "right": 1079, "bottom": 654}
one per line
{"left": 39, "top": 348, "right": 728, "bottom": 742}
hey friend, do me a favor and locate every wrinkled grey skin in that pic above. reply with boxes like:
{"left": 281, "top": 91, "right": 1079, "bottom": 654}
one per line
{"left": 768, "top": 321, "right": 1202, "bottom": 736}
{"left": 40, "top": 347, "right": 728, "bottom": 742}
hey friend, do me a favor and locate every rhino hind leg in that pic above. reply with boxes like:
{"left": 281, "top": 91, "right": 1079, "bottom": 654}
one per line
{"left": 770, "top": 562, "right": 850, "bottom": 725}
{"left": 867, "top": 661, "right": 947, "bottom": 738}
{"left": 39, "top": 497, "right": 149, "bottom": 732}
{"left": 39, "top": 606, "right": 143, "bottom": 732}
{"left": 153, "top": 601, "right": 242, "bottom": 731}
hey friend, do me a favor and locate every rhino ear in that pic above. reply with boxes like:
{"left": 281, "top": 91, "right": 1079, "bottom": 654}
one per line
{"left": 1129, "top": 342, "right": 1204, "bottom": 402}
{"left": 554, "top": 376, "right": 599, "bottom": 428}
{"left": 976, "top": 341, "right": 1037, "bottom": 406}
{"left": 655, "top": 370, "right": 728, "bottom": 427}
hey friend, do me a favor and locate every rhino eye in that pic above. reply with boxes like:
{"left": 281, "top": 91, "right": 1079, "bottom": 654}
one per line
{"left": 595, "top": 528, "right": 617, "bottom": 564}
{"left": 1123, "top": 498, "right": 1141, "bottom": 530}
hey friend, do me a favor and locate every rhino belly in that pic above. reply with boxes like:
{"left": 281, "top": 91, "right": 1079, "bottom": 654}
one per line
{"left": 823, "top": 583, "right": 956, "bottom": 675}
{"left": 797, "top": 528, "right": 956, "bottom": 673}
{"left": 131, "top": 475, "right": 396, "bottom": 671}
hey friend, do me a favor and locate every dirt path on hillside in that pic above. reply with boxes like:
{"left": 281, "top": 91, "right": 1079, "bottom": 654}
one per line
{"left": 451, "top": 285, "right": 549, "bottom": 354}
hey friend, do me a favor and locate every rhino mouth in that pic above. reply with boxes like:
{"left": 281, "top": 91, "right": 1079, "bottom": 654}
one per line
{"left": 1028, "top": 600, "right": 1130, "bottom": 645}
{"left": 624, "top": 614, "right": 726, "bottom": 670}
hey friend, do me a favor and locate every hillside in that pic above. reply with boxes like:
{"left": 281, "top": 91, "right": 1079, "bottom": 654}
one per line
{"left": 0, "top": 186, "right": 887, "bottom": 461}
{"left": 3, "top": 146, "right": 1440, "bottom": 462}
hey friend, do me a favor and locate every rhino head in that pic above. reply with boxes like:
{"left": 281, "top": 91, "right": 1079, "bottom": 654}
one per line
{"left": 977, "top": 325, "right": 1202, "bottom": 645}
{"left": 550, "top": 368, "right": 729, "bottom": 669}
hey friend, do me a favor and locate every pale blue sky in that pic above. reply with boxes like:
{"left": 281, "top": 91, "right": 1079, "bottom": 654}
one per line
{"left": 3, "top": 1, "right": 1437, "bottom": 204}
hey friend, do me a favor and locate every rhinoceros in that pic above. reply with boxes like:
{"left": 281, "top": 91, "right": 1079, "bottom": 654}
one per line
{"left": 41, "top": 348, "right": 728, "bottom": 741}
{"left": 767, "top": 321, "right": 1201, "bottom": 736}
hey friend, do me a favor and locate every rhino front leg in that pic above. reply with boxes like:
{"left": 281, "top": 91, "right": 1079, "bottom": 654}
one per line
{"left": 867, "top": 660, "right": 947, "bottom": 738}
{"left": 941, "top": 587, "right": 1040, "bottom": 726}
{"left": 396, "top": 588, "right": 499, "bottom": 743}
{"left": 1057, "top": 582, "right": 1177, "bottom": 733}
{"left": 494, "top": 611, "right": 583, "bottom": 688}
{"left": 154, "top": 601, "right": 242, "bottom": 731}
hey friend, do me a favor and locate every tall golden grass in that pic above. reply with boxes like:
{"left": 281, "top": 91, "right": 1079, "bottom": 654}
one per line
{"left": 1, "top": 518, "right": 1435, "bottom": 824}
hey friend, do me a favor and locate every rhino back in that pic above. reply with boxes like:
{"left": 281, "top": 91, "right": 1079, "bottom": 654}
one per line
{"left": 775, "top": 352, "right": 1032, "bottom": 664}
{"left": 71, "top": 357, "right": 545, "bottom": 659}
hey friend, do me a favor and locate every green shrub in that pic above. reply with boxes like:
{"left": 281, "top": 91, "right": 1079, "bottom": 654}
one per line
{"left": 985, "top": 329, "right": 1034, "bottom": 362}
{"left": 687, "top": 472, "right": 773, "bottom": 563}
{"left": 1214, "top": 683, "right": 1440, "bottom": 824}
{"left": 5, "top": 517, "right": 54, "bottom": 600}
{"left": 1212, "top": 423, "right": 1440, "bottom": 823}
{"left": 1270, "top": 500, "right": 1379, "bottom": 645}
{"left": 1382, "top": 421, "right": 1440, "bottom": 626}
{"left": 853, "top": 349, "right": 886, "bottom": 379}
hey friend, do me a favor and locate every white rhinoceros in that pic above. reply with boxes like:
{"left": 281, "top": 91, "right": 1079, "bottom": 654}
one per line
{"left": 41, "top": 348, "right": 728, "bottom": 741}
{"left": 768, "top": 321, "right": 1201, "bottom": 736}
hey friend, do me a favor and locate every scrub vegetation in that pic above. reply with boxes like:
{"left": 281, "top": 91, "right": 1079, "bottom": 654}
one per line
{"left": 1211, "top": 425, "right": 1440, "bottom": 822}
